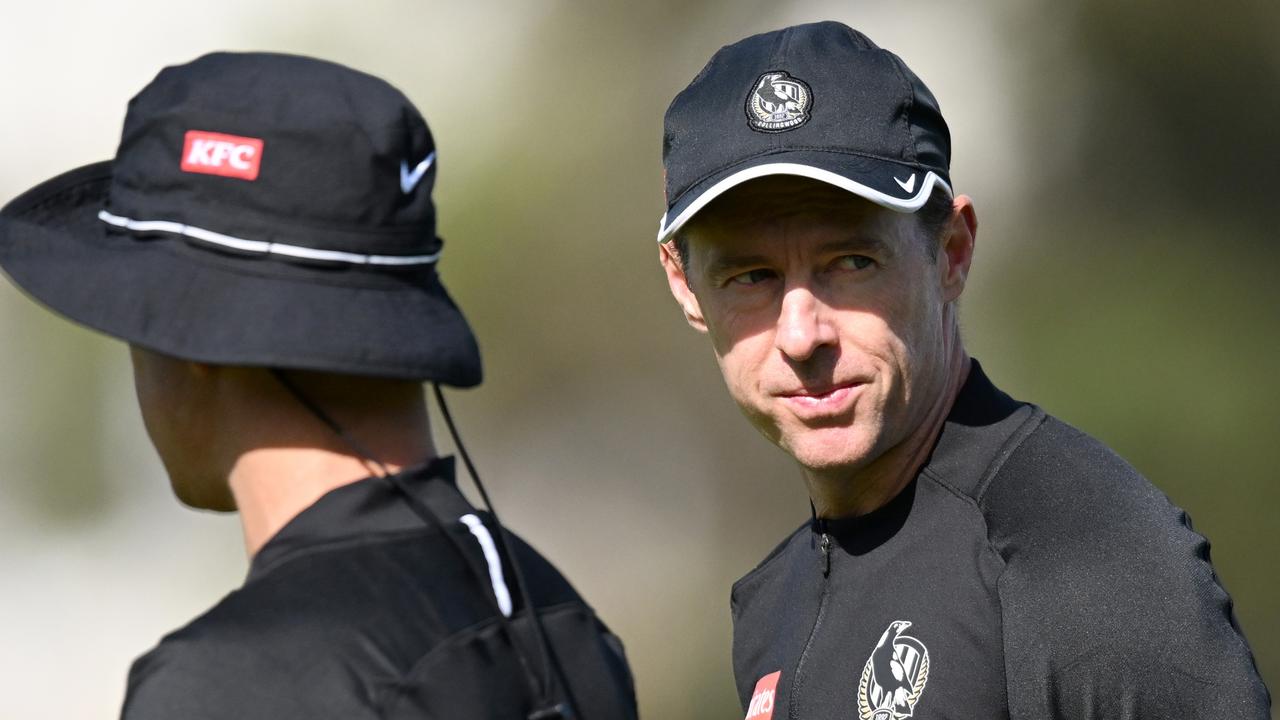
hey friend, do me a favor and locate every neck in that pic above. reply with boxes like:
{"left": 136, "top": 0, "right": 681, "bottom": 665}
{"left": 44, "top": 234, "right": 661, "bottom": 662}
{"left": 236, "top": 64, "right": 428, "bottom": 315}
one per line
{"left": 807, "top": 337, "right": 970, "bottom": 519}
{"left": 228, "top": 408, "right": 435, "bottom": 558}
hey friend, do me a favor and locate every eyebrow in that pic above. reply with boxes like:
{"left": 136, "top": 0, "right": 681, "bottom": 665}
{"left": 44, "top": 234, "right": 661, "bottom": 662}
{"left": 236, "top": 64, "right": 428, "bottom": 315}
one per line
{"left": 817, "top": 235, "right": 893, "bottom": 257}
{"left": 700, "top": 235, "right": 894, "bottom": 279}
{"left": 702, "top": 252, "right": 773, "bottom": 280}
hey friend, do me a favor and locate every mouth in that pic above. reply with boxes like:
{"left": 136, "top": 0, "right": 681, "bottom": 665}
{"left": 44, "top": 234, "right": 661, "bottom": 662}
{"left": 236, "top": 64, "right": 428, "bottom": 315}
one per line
{"left": 775, "top": 381, "right": 865, "bottom": 417}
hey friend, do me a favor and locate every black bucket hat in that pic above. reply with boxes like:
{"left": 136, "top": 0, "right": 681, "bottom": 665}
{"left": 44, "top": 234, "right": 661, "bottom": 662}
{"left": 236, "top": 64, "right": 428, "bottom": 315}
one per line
{"left": 658, "top": 21, "right": 953, "bottom": 242}
{"left": 0, "top": 52, "right": 481, "bottom": 386}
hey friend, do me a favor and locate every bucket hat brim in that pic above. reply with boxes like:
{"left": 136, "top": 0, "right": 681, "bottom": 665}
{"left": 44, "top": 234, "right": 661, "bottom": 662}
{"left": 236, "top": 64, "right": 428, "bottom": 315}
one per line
{"left": 0, "top": 162, "right": 482, "bottom": 385}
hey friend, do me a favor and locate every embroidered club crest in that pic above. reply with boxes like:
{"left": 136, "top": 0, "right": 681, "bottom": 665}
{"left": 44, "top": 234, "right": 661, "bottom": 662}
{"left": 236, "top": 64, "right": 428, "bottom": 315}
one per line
{"left": 746, "top": 71, "right": 811, "bottom": 132}
{"left": 857, "top": 621, "right": 930, "bottom": 720}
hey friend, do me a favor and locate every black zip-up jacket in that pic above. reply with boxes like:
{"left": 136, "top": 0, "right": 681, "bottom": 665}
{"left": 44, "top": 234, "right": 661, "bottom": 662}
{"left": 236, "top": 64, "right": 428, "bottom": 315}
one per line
{"left": 121, "top": 457, "right": 637, "bottom": 719}
{"left": 732, "top": 361, "right": 1270, "bottom": 720}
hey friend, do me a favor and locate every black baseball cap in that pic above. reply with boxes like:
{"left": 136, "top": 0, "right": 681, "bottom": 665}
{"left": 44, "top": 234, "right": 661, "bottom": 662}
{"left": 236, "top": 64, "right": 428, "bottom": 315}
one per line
{"left": 0, "top": 52, "right": 481, "bottom": 385}
{"left": 658, "top": 21, "right": 952, "bottom": 242}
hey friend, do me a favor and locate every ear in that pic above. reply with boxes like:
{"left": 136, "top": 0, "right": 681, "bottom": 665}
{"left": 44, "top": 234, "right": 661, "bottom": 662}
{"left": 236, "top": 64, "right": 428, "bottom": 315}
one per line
{"left": 938, "top": 194, "right": 978, "bottom": 303}
{"left": 658, "top": 241, "right": 708, "bottom": 333}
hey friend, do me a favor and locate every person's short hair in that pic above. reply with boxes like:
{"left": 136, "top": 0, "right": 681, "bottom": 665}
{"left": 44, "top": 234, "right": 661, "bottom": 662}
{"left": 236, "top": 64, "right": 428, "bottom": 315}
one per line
{"left": 671, "top": 184, "right": 954, "bottom": 276}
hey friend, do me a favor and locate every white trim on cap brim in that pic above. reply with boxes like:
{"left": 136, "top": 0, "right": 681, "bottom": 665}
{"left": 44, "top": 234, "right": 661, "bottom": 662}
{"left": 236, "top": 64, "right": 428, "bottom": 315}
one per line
{"left": 656, "top": 163, "right": 952, "bottom": 243}
{"left": 98, "top": 210, "right": 441, "bottom": 266}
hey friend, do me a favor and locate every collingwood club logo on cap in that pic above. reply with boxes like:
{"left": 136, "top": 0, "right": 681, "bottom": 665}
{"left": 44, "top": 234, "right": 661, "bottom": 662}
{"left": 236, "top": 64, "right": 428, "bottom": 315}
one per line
{"left": 857, "top": 621, "right": 930, "bottom": 719}
{"left": 745, "top": 71, "right": 811, "bottom": 132}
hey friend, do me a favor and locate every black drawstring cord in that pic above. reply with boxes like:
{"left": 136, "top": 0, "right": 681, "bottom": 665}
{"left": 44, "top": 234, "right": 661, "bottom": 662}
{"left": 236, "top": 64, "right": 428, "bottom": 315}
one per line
{"left": 432, "top": 383, "right": 576, "bottom": 719}
{"left": 270, "top": 370, "right": 390, "bottom": 476}
{"left": 269, "top": 370, "right": 565, "bottom": 718}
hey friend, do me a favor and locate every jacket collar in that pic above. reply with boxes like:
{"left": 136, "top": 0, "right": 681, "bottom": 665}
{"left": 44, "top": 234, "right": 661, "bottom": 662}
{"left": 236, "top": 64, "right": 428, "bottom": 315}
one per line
{"left": 813, "top": 359, "right": 1032, "bottom": 545}
{"left": 247, "top": 456, "right": 474, "bottom": 582}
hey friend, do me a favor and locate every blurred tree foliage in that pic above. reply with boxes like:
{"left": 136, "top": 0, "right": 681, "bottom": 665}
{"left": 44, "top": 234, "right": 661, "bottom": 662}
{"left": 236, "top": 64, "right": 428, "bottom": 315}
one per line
{"left": 983, "top": 0, "right": 1280, "bottom": 703}
{"left": 1, "top": 1, "right": 1275, "bottom": 717}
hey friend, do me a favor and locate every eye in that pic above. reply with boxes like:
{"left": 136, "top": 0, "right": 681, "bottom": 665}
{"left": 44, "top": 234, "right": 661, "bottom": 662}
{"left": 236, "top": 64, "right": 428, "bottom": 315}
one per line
{"left": 833, "top": 255, "right": 875, "bottom": 271}
{"left": 727, "top": 268, "right": 778, "bottom": 286}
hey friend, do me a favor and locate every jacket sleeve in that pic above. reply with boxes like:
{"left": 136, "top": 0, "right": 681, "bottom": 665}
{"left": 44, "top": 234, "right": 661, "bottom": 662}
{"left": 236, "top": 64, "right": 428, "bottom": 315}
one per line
{"left": 981, "top": 419, "right": 1271, "bottom": 719}
{"left": 120, "top": 636, "right": 378, "bottom": 720}
{"left": 121, "top": 643, "right": 269, "bottom": 720}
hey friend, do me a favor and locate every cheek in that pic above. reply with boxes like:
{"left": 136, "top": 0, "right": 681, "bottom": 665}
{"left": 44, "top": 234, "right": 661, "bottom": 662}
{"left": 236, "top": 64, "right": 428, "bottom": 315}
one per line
{"left": 130, "top": 353, "right": 195, "bottom": 457}
{"left": 131, "top": 359, "right": 165, "bottom": 430}
{"left": 702, "top": 303, "right": 787, "bottom": 429}
{"left": 830, "top": 303, "right": 913, "bottom": 385}
{"left": 134, "top": 376, "right": 179, "bottom": 457}
{"left": 710, "top": 325, "right": 771, "bottom": 406}
{"left": 703, "top": 297, "right": 772, "bottom": 382}
{"left": 855, "top": 280, "right": 946, "bottom": 413}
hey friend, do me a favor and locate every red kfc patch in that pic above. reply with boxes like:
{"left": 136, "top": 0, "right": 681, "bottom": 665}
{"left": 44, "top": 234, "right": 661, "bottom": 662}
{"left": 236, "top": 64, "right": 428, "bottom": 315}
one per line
{"left": 180, "top": 130, "right": 264, "bottom": 181}
{"left": 744, "top": 670, "right": 781, "bottom": 720}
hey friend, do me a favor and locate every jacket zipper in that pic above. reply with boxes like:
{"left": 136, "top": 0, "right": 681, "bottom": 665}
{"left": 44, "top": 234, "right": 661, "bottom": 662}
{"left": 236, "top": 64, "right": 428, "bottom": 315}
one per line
{"left": 820, "top": 531, "right": 832, "bottom": 577}
{"left": 787, "top": 520, "right": 833, "bottom": 719}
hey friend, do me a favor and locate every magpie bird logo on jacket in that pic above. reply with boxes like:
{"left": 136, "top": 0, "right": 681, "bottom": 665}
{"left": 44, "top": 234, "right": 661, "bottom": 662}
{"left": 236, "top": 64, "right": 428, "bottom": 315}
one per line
{"left": 857, "top": 621, "right": 930, "bottom": 719}
{"left": 746, "top": 71, "right": 811, "bottom": 132}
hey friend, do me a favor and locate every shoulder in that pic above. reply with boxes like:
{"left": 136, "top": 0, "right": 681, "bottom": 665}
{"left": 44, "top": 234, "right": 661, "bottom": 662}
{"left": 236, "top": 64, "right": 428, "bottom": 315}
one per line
{"left": 373, "top": 526, "right": 639, "bottom": 719}
{"left": 125, "top": 524, "right": 637, "bottom": 720}
{"left": 503, "top": 528, "right": 588, "bottom": 607}
{"left": 122, "top": 534, "right": 455, "bottom": 720}
{"left": 980, "top": 415, "right": 1271, "bottom": 717}
{"left": 121, "top": 601, "right": 364, "bottom": 720}
{"left": 729, "top": 521, "right": 811, "bottom": 617}
{"left": 979, "top": 413, "right": 1203, "bottom": 571}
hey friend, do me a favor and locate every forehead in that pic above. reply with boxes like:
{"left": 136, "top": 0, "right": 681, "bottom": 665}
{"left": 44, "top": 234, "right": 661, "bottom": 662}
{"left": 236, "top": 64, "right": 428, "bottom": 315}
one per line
{"left": 679, "top": 176, "right": 913, "bottom": 255}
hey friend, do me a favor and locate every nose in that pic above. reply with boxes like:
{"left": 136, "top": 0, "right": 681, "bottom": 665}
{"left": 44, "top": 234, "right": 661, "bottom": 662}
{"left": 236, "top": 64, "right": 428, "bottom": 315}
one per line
{"left": 775, "top": 285, "right": 837, "bottom": 362}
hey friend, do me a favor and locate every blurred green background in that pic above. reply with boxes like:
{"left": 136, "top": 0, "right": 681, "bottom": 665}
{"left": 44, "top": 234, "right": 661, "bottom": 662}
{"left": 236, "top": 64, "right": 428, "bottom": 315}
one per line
{"left": 0, "top": 1, "right": 1275, "bottom": 717}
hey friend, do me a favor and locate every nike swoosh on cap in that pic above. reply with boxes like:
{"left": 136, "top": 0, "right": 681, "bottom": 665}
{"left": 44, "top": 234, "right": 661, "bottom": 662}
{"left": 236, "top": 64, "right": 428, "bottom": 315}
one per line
{"left": 400, "top": 152, "right": 436, "bottom": 194}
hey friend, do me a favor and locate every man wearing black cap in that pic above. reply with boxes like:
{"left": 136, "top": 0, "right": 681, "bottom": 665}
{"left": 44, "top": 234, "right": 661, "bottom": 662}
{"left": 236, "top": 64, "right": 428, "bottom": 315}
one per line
{"left": 656, "top": 22, "right": 1270, "bottom": 720}
{"left": 0, "top": 53, "right": 636, "bottom": 719}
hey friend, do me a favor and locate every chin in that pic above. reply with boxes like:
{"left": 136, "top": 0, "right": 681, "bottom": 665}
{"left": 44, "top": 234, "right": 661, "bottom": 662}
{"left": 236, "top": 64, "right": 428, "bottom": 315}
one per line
{"left": 171, "top": 476, "right": 237, "bottom": 512}
{"left": 778, "top": 424, "right": 881, "bottom": 473}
